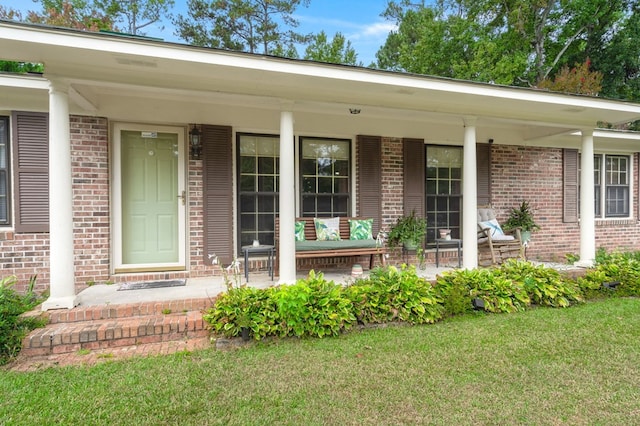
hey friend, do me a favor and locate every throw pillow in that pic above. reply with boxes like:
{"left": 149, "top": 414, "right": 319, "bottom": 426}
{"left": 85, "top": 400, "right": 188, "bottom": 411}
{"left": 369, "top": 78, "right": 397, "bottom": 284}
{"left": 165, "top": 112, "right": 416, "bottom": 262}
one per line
{"left": 478, "top": 218, "right": 505, "bottom": 238}
{"left": 295, "top": 221, "right": 306, "bottom": 242}
{"left": 348, "top": 218, "right": 373, "bottom": 240}
{"left": 314, "top": 217, "right": 342, "bottom": 241}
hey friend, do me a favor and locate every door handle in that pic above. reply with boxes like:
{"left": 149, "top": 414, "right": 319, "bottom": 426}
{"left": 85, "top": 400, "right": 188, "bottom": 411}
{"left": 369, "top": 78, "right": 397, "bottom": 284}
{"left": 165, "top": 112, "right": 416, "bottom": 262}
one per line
{"left": 177, "top": 190, "right": 186, "bottom": 205}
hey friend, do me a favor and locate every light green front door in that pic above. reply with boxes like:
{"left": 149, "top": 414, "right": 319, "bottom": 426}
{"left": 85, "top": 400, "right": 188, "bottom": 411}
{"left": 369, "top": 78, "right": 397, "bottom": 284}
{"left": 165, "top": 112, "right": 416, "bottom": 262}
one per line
{"left": 120, "top": 130, "right": 180, "bottom": 265}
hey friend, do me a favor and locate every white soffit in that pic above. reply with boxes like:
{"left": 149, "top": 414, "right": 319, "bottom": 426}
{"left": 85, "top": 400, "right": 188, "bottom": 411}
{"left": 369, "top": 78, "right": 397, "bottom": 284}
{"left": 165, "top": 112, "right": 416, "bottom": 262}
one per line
{"left": 2, "top": 21, "right": 640, "bottom": 127}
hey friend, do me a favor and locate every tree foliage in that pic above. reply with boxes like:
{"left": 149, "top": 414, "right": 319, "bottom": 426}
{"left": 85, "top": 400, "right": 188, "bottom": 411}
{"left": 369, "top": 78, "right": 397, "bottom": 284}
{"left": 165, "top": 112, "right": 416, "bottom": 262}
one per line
{"left": 93, "top": 0, "right": 174, "bottom": 35}
{"left": 24, "top": 0, "right": 114, "bottom": 31}
{"left": 538, "top": 59, "right": 603, "bottom": 96}
{"left": 376, "top": 0, "right": 637, "bottom": 99}
{"left": 303, "top": 31, "right": 360, "bottom": 66}
{"left": 173, "top": 0, "right": 310, "bottom": 56}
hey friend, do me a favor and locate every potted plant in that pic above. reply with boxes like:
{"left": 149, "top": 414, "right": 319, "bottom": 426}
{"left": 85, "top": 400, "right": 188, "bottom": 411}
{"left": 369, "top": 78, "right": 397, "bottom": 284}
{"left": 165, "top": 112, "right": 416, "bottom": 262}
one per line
{"left": 387, "top": 210, "right": 427, "bottom": 250}
{"left": 502, "top": 201, "right": 540, "bottom": 243}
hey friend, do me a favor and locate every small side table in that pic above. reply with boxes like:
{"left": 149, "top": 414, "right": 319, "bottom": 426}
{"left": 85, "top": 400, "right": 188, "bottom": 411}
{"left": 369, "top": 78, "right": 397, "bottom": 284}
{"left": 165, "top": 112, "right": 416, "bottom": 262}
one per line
{"left": 241, "top": 245, "right": 275, "bottom": 282}
{"left": 435, "top": 238, "right": 462, "bottom": 268}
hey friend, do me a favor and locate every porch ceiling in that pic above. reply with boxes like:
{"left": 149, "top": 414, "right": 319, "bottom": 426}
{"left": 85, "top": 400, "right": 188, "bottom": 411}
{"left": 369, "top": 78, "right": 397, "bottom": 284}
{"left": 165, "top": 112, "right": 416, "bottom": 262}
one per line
{"left": 3, "top": 20, "right": 640, "bottom": 135}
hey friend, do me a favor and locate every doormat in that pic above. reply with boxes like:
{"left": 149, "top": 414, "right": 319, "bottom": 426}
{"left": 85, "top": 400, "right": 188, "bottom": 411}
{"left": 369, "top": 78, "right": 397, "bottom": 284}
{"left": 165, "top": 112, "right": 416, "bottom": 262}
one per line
{"left": 117, "top": 279, "right": 186, "bottom": 291}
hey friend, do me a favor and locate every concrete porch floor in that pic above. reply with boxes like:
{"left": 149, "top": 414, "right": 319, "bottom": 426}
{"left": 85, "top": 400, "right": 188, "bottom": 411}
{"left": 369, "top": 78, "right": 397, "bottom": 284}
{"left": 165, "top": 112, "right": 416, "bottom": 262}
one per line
{"left": 75, "top": 265, "right": 455, "bottom": 307}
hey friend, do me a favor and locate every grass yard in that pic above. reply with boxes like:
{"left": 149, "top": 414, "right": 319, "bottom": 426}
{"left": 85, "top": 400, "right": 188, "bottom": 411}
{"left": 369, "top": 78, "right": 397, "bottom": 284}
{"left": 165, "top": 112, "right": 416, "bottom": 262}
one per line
{"left": 2, "top": 298, "right": 640, "bottom": 425}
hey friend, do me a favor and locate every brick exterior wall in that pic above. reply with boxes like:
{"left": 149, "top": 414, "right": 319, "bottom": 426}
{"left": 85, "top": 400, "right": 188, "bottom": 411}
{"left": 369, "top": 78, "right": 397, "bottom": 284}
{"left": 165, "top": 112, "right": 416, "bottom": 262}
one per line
{"left": 4, "top": 116, "right": 640, "bottom": 293}
{"left": 70, "top": 115, "right": 111, "bottom": 291}
{"left": 490, "top": 145, "right": 640, "bottom": 261}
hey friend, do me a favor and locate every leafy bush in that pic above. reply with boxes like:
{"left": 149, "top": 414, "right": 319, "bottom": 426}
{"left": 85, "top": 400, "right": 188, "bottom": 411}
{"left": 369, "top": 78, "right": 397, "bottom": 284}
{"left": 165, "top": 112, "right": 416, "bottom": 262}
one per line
{"left": 203, "top": 285, "right": 279, "bottom": 340}
{"left": 347, "top": 265, "right": 444, "bottom": 325}
{"left": 0, "top": 275, "right": 45, "bottom": 366}
{"left": 497, "top": 260, "right": 582, "bottom": 307}
{"left": 274, "top": 271, "right": 355, "bottom": 338}
{"left": 204, "top": 271, "right": 355, "bottom": 339}
{"left": 578, "top": 251, "right": 640, "bottom": 298}
{"left": 436, "top": 268, "right": 529, "bottom": 314}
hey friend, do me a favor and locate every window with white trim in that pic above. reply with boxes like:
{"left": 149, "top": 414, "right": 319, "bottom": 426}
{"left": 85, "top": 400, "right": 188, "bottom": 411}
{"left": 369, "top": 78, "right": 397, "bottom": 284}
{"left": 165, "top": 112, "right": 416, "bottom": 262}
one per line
{"left": 582, "top": 154, "right": 631, "bottom": 218}
{"left": 0, "top": 116, "right": 9, "bottom": 225}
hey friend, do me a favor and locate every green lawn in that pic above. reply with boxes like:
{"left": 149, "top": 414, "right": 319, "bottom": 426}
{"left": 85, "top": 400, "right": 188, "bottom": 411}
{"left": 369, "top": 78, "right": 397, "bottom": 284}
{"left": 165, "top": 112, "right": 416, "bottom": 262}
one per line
{"left": 2, "top": 298, "right": 640, "bottom": 425}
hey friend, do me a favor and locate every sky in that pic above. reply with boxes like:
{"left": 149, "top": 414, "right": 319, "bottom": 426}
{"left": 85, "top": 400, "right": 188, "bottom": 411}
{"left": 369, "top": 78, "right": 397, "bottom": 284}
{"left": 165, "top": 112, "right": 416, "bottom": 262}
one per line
{"left": 1, "top": 0, "right": 396, "bottom": 65}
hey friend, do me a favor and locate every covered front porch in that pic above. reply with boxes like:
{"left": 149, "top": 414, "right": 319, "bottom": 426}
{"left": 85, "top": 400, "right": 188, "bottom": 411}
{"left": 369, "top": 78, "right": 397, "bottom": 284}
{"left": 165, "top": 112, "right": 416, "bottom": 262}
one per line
{"left": 2, "top": 20, "right": 640, "bottom": 311}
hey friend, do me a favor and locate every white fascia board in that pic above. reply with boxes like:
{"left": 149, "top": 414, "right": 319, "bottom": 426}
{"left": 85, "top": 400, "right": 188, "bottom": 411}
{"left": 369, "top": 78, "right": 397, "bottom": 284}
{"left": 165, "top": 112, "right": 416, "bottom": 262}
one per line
{"left": 0, "top": 73, "right": 49, "bottom": 90}
{"left": 3, "top": 22, "right": 640, "bottom": 118}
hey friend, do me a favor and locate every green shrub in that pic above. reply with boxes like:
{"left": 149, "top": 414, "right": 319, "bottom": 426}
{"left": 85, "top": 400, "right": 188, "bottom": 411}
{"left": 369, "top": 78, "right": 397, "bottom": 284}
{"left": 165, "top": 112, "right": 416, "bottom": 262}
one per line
{"left": 578, "top": 251, "right": 640, "bottom": 298}
{"left": 497, "top": 260, "right": 582, "bottom": 307}
{"left": 274, "top": 271, "right": 355, "bottom": 338}
{"left": 432, "top": 270, "right": 474, "bottom": 317}
{"left": 436, "top": 268, "right": 529, "bottom": 314}
{"left": 0, "top": 275, "right": 45, "bottom": 366}
{"left": 203, "top": 285, "right": 279, "bottom": 340}
{"left": 348, "top": 265, "right": 444, "bottom": 325}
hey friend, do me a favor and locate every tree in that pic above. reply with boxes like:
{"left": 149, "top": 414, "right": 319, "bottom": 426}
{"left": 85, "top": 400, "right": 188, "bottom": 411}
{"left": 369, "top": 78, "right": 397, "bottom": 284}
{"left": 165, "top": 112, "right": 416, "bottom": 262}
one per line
{"left": 537, "top": 59, "right": 603, "bottom": 96}
{"left": 93, "top": 0, "right": 174, "bottom": 35}
{"left": 592, "top": 7, "right": 640, "bottom": 101}
{"left": 173, "top": 0, "right": 310, "bottom": 56}
{"left": 376, "top": 0, "right": 634, "bottom": 91}
{"left": 304, "top": 31, "right": 360, "bottom": 66}
{"left": 24, "top": 0, "right": 114, "bottom": 31}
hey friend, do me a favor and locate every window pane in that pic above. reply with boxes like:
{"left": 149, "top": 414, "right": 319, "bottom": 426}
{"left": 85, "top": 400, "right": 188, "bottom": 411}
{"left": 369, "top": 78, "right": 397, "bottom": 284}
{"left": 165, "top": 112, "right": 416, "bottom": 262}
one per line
{"left": 258, "top": 195, "right": 274, "bottom": 213}
{"left": 241, "top": 214, "right": 256, "bottom": 231}
{"left": 240, "top": 195, "right": 255, "bottom": 212}
{"left": 302, "top": 196, "right": 316, "bottom": 216}
{"left": 258, "top": 157, "right": 275, "bottom": 174}
{"left": 303, "top": 177, "right": 315, "bottom": 192}
{"left": 240, "top": 156, "right": 255, "bottom": 174}
{"left": 300, "top": 138, "right": 351, "bottom": 217}
{"left": 302, "top": 158, "right": 316, "bottom": 175}
{"left": 240, "top": 175, "right": 255, "bottom": 192}
{"left": 334, "top": 178, "right": 349, "bottom": 193}
{"left": 333, "top": 196, "right": 348, "bottom": 216}
{"left": 317, "top": 196, "right": 332, "bottom": 215}
{"left": 334, "top": 160, "right": 349, "bottom": 176}
{"left": 258, "top": 176, "right": 275, "bottom": 192}
{"left": 318, "top": 177, "right": 332, "bottom": 193}
{"left": 317, "top": 159, "right": 332, "bottom": 176}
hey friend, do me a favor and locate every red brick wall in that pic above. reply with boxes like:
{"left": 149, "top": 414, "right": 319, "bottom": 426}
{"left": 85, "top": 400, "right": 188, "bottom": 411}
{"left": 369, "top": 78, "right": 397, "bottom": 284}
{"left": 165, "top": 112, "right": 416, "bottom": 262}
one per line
{"left": 490, "top": 145, "right": 640, "bottom": 261}
{"left": 70, "top": 115, "right": 111, "bottom": 291}
{"left": 3, "top": 115, "right": 111, "bottom": 293}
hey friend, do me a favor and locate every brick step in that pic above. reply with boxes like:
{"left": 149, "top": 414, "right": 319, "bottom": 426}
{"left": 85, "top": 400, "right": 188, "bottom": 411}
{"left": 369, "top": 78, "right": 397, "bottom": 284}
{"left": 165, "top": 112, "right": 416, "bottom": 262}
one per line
{"left": 20, "top": 310, "right": 209, "bottom": 357}
{"left": 43, "top": 298, "right": 212, "bottom": 324}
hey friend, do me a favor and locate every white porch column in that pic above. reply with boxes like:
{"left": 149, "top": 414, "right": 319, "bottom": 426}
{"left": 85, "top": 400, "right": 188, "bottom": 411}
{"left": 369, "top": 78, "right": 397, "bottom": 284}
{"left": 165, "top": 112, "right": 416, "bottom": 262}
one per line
{"left": 42, "top": 80, "right": 78, "bottom": 310}
{"left": 577, "top": 129, "right": 596, "bottom": 267}
{"left": 462, "top": 117, "right": 478, "bottom": 269}
{"left": 278, "top": 108, "right": 296, "bottom": 284}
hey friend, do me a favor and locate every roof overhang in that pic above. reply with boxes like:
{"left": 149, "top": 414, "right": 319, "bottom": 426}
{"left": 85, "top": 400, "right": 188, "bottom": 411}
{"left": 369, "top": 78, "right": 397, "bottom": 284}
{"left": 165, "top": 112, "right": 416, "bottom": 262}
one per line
{"left": 2, "top": 20, "right": 640, "bottom": 143}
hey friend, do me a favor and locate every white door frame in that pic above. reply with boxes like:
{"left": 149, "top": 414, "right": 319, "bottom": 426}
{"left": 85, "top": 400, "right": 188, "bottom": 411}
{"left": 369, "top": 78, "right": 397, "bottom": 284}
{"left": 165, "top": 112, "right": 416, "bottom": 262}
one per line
{"left": 112, "top": 122, "right": 187, "bottom": 272}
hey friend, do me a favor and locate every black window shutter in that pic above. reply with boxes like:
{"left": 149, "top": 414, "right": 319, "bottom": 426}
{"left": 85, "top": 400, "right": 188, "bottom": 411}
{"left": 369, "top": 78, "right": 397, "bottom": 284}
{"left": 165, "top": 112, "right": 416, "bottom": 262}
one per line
{"left": 403, "top": 138, "right": 425, "bottom": 218}
{"left": 202, "top": 125, "right": 234, "bottom": 264}
{"left": 357, "top": 135, "right": 382, "bottom": 234}
{"left": 12, "top": 111, "right": 49, "bottom": 233}
{"left": 477, "top": 143, "right": 491, "bottom": 205}
{"left": 563, "top": 148, "right": 579, "bottom": 223}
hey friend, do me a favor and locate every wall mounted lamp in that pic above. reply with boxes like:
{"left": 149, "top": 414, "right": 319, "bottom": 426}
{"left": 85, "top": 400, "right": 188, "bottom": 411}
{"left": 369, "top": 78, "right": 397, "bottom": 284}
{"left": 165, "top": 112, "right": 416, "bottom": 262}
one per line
{"left": 189, "top": 124, "right": 202, "bottom": 160}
